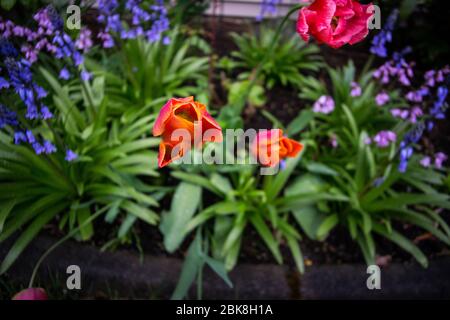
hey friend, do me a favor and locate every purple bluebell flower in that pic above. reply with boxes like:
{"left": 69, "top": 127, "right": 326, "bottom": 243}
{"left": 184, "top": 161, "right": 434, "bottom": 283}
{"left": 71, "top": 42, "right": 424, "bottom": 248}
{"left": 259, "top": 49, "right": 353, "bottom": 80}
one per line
{"left": 40, "top": 106, "right": 53, "bottom": 120}
{"left": 97, "top": 32, "right": 114, "bottom": 48}
{"left": 375, "top": 92, "right": 390, "bottom": 106}
{"left": 420, "top": 156, "right": 431, "bottom": 168}
{"left": 330, "top": 134, "right": 338, "bottom": 148}
{"left": 435, "top": 152, "right": 448, "bottom": 169}
{"left": 0, "top": 76, "right": 9, "bottom": 89}
{"left": 34, "top": 85, "right": 47, "bottom": 99}
{"left": 59, "top": 67, "right": 70, "bottom": 80}
{"left": 370, "top": 10, "right": 398, "bottom": 58}
{"left": 14, "top": 131, "right": 27, "bottom": 144}
{"left": 398, "top": 145, "right": 413, "bottom": 172}
{"left": 257, "top": 0, "right": 281, "bottom": 21}
{"left": 81, "top": 70, "right": 92, "bottom": 82}
{"left": 425, "top": 70, "right": 436, "bottom": 87}
{"left": 43, "top": 140, "right": 56, "bottom": 154}
{"left": 65, "top": 149, "right": 78, "bottom": 162}
{"left": 350, "top": 82, "right": 362, "bottom": 97}
{"left": 0, "top": 38, "right": 18, "bottom": 57}
{"left": 21, "top": 45, "right": 38, "bottom": 63}
{"left": 162, "top": 36, "right": 171, "bottom": 45}
{"left": 409, "top": 106, "right": 423, "bottom": 123}
{"left": 373, "top": 130, "right": 397, "bottom": 148}
{"left": 75, "top": 28, "right": 93, "bottom": 52}
{"left": 406, "top": 88, "right": 428, "bottom": 103}
{"left": 397, "top": 123, "right": 425, "bottom": 172}
{"left": 26, "top": 130, "right": 35, "bottom": 143}
{"left": 0, "top": 104, "right": 18, "bottom": 128}
{"left": 390, "top": 108, "right": 409, "bottom": 119}
{"left": 313, "top": 95, "right": 335, "bottom": 114}
{"left": 32, "top": 142, "right": 45, "bottom": 155}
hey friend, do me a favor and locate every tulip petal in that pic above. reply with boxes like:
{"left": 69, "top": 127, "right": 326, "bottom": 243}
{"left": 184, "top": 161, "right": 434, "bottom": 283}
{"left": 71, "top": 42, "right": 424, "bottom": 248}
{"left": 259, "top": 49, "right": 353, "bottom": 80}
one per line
{"left": 12, "top": 288, "right": 48, "bottom": 300}
{"left": 153, "top": 99, "right": 174, "bottom": 137}
{"left": 158, "top": 141, "right": 184, "bottom": 168}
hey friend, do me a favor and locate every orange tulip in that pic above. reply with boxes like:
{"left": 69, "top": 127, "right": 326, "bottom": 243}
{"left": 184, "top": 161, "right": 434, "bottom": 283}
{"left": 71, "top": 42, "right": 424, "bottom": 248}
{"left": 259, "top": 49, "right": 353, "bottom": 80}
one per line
{"left": 153, "top": 97, "right": 222, "bottom": 168}
{"left": 251, "top": 129, "right": 303, "bottom": 167}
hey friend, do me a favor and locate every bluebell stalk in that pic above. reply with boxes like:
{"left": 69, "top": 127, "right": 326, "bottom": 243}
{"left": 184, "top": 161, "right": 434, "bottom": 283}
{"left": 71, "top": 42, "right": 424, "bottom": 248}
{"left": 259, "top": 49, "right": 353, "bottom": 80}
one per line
{"left": 257, "top": 0, "right": 281, "bottom": 21}
{"left": 370, "top": 9, "right": 398, "bottom": 58}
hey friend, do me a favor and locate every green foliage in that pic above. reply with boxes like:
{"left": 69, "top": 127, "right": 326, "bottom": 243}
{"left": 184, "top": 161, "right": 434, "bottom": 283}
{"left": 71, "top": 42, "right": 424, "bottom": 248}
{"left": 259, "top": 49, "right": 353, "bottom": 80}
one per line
{"left": 221, "top": 27, "right": 323, "bottom": 90}
{"left": 165, "top": 150, "right": 307, "bottom": 276}
{"left": 287, "top": 61, "right": 450, "bottom": 266}
{"left": 0, "top": 67, "right": 167, "bottom": 274}
{"left": 86, "top": 28, "right": 211, "bottom": 108}
{"left": 171, "top": 229, "right": 232, "bottom": 300}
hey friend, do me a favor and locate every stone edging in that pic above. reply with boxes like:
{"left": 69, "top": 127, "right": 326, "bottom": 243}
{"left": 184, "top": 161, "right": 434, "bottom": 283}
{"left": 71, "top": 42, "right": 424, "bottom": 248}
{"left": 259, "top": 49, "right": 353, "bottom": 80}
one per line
{"left": 1, "top": 235, "right": 449, "bottom": 299}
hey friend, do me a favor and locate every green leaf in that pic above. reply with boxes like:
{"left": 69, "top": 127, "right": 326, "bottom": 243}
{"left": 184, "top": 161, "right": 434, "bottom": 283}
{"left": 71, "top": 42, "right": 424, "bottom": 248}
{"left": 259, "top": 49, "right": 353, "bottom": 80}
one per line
{"left": 317, "top": 214, "right": 339, "bottom": 239}
{"left": 0, "top": 203, "right": 66, "bottom": 275}
{"left": 171, "top": 171, "right": 222, "bottom": 196}
{"left": 285, "top": 173, "right": 326, "bottom": 195}
{"left": 120, "top": 200, "right": 158, "bottom": 225}
{"left": 118, "top": 214, "right": 137, "bottom": 238}
{"left": 203, "top": 256, "right": 233, "bottom": 288}
{"left": 306, "top": 162, "right": 339, "bottom": 176}
{"left": 249, "top": 214, "right": 282, "bottom": 264}
{"left": 291, "top": 206, "right": 327, "bottom": 240}
{"left": 210, "top": 173, "right": 233, "bottom": 195}
{"left": 77, "top": 207, "right": 94, "bottom": 241}
{"left": 1, "top": 0, "right": 16, "bottom": 10}
{"left": 0, "top": 199, "right": 15, "bottom": 234}
{"left": 266, "top": 151, "right": 303, "bottom": 201}
{"left": 284, "top": 233, "right": 304, "bottom": 274}
{"left": 161, "top": 182, "right": 202, "bottom": 252}
{"left": 365, "top": 193, "right": 450, "bottom": 212}
{"left": 171, "top": 234, "right": 203, "bottom": 300}
{"left": 287, "top": 110, "right": 314, "bottom": 136}
{"left": 186, "top": 201, "right": 238, "bottom": 233}
{"left": 341, "top": 104, "right": 359, "bottom": 138}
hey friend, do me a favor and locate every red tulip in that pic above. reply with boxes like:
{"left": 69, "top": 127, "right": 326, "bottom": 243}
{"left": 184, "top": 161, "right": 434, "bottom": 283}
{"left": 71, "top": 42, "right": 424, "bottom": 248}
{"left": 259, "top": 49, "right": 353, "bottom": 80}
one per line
{"left": 297, "top": 0, "right": 373, "bottom": 49}
{"left": 12, "top": 288, "right": 48, "bottom": 300}
{"left": 153, "top": 97, "right": 222, "bottom": 168}
{"left": 251, "top": 129, "right": 303, "bottom": 167}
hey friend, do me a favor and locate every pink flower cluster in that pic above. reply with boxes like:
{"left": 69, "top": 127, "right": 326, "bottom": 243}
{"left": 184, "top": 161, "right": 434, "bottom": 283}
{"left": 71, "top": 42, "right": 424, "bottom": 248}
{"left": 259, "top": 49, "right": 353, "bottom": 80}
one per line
{"left": 420, "top": 152, "right": 448, "bottom": 169}
{"left": 373, "top": 59, "right": 415, "bottom": 86}
{"left": 391, "top": 106, "right": 423, "bottom": 124}
{"left": 313, "top": 95, "right": 335, "bottom": 114}
{"left": 365, "top": 131, "right": 397, "bottom": 148}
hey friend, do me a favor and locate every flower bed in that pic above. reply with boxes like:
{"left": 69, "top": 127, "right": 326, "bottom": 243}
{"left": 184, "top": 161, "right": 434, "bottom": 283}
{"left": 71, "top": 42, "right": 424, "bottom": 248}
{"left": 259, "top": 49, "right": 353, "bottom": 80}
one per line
{"left": 0, "top": 0, "right": 449, "bottom": 300}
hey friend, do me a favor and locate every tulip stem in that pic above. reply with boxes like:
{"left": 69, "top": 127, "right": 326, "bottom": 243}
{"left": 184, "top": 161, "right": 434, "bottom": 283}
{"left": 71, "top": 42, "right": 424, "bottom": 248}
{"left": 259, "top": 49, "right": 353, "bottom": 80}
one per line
{"left": 232, "top": 4, "right": 305, "bottom": 115}
{"left": 28, "top": 204, "right": 111, "bottom": 289}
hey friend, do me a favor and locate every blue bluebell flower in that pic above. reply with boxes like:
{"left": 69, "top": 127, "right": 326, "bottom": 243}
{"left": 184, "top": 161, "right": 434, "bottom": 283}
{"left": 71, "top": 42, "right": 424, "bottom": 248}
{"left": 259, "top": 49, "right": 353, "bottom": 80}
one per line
{"left": 65, "top": 149, "right": 78, "bottom": 162}
{"left": 81, "top": 70, "right": 92, "bottom": 82}
{"left": 0, "top": 38, "right": 18, "bottom": 57}
{"left": 14, "top": 131, "right": 27, "bottom": 144}
{"left": 397, "top": 123, "right": 425, "bottom": 172}
{"left": 43, "top": 140, "right": 56, "bottom": 154}
{"left": 257, "top": 0, "right": 281, "bottom": 21}
{"left": 370, "top": 10, "right": 398, "bottom": 58}
{"left": 0, "top": 104, "right": 18, "bottom": 128}
{"left": 59, "top": 67, "right": 70, "bottom": 80}
{"left": 0, "top": 76, "right": 9, "bottom": 89}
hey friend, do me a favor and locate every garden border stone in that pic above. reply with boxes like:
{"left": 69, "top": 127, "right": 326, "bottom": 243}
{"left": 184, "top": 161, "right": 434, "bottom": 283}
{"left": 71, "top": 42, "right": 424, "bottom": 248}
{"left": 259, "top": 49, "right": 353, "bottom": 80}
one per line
{"left": 1, "top": 235, "right": 449, "bottom": 299}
